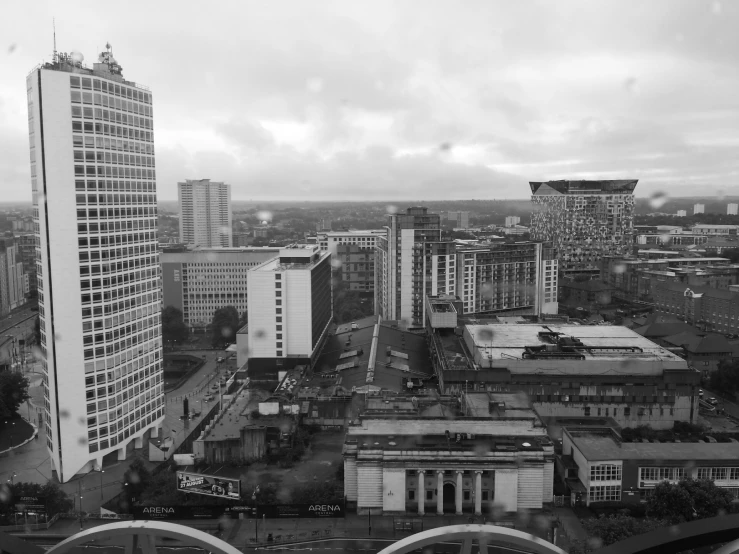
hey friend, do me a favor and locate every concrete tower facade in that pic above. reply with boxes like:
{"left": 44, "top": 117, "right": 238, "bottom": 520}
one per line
{"left": 27, "top": 46, "right": 164, "bottom": 482}
{"left": 178, "top": 179, "right": 232, "bottom": 247}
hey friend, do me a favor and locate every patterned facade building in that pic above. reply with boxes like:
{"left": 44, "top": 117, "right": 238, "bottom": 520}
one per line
{"left": 530, "top": 180, "right": 637, "bottom": 277}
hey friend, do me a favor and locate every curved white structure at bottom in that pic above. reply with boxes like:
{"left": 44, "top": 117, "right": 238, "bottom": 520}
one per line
{"left": 46, "top": 520, "right": 242, "bottom": 554}
{"left": 377, "top": 524, "right": 568, "bottom": 554}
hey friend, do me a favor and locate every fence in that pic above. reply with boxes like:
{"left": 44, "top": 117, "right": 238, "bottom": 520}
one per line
{"left": 1, "top": 512, "right": 60, "bottom": 532}
{"left": 554, "top": 495, "right": 572, "bottom": 507}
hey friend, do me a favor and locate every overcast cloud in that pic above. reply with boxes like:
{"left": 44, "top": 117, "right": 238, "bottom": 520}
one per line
{"left": 1, "top": 0, "right": 738, "bottom": 201}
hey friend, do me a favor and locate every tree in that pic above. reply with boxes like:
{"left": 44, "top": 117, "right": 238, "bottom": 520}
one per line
{"left": 239, "top": 311, "right": 248, "bottom": 328}
{"left": 0, "top": 371, "right": 30, "bottom": 419}
{"left": 2, "top": 481, "right": 74, "bottom": 518}
{"left": 210, "top": 306, "right": 240, "bottom": 348}
{"left": 647, "top": 479, "right": 734, "bottom": 524}
{"left": 290, "top": 481, "right": 344, "bottom": 505}
{"left": 709, "top": 360, "right": 739, "bottom": 398}
{"left": 121, "top": 458, "right": 152, "bottom": 506}
{"left": 161, "top": 306, "right": 188, "bottom": 346}
{"left": 581, "top": 514, "right": 666, "bottom": 547}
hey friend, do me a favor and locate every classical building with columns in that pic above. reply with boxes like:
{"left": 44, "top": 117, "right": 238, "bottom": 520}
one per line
{"left": 343, "top": 392, "right": 554, "bottom": 515}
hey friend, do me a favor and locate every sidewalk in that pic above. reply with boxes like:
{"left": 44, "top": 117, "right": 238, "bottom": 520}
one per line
{"left": 553, "top": 506, "right": 589, "bottom": 545}
{"left": 10, "top": 512, "right": 550, "bottom": 544}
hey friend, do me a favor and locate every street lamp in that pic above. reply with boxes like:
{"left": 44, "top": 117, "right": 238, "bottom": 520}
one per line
{"left": 5, "top": 420, "right": 15, "bottom": 449}
{"left": 252, "top": 485, "right": 260, "bottom": 544}
{"left": 97, "top": 467, "right": 105, "bottom": 501}
{"left": 7, "top": 471, "right": 17, "bottom": 485}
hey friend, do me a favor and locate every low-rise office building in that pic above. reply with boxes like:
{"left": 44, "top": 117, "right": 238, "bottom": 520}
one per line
{"left": 653, "top": 282, "right": 739, "bottom": 335}
{"left": 161, "top": 246, "right": 280, "bottom": 330}
{"left": 691, "top": 224, "right": 739, "bottom": 236}
{"left": 430, "top": 323, "right": 700, "bottom": 429}
{"left": 343, "top": 392, "right": 554, "bottom": 515}
{"left": 562, "top": 426, "right": 739, "bottom": 506}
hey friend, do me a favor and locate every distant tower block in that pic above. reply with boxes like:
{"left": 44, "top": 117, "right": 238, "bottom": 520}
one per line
{"left": 676, "top": 210, "right": 687, "bottom": 217}
{"left": 694, "top": 203, "right": 705, "bottom": 215}
{"left": 728, "top": 203, "right": 738, "bottom": 216}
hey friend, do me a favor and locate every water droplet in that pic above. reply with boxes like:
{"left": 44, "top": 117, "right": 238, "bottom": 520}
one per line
{"left": 587, "top": 537, "right": 603, "bottom": 550}
{"left": 477, "top": 328, "right": 494, "bottom": 342}
{"left": 386, "top": 205, "right": 398, "bottom": 215}
{"left": 8, "top": 44, "right": 17, "bottom": 54}
{"left": 54, "top": 332, "right": 63, "bottom": 341}
{"left": 221, "top": 327, "right": 233, "bottom": 338}
{"left": 480, "top": 282, "right": 494, "bottom": 299}
{"left": 439, "top": 142, "right": 453, "bottom": 152}
{"left": 257, "top": 211, "right": 273, "bottom": 223}
{"left": 306, "top": 78, "right": 324, "bottom": 93}
{"left": 59, "top": 409, "right": 70, "bottom": 419}
{"left": 623, "top": 77, "right": 639, "bottom": 95}
{"left": 711, "top": 1, "right": 722, "bottom": 14}
{"left": 255, "top": 329, "right": 266, "bottom": 339}
{"left": 331, "top": 258, "right": 343, "bottom": 269}
{"left": 219, "top": 226, "right": 231, "bottom": 236}
{"left": 612, "top": 263, "right": 627, "bottom": 274}
{"left": 78, "top": 436, "right": 88, "bottom": 446}
{"left": 648, "top": 191, "right": 668, "bottom": 209}
{"left": 78, "top": 417, "right": 86, "bottom": 425}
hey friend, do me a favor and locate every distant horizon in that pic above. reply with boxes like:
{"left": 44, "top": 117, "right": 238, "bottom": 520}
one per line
{"left": 2, "top": 194, "right": 739, "bottom": 207}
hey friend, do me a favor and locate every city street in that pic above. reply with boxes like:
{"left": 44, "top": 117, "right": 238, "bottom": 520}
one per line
{"left": 702, "top": 388, "right": 739, "bottom": 422}
{"left": 0, "top": 304, "right": 38, "bottom": 343}
{"left": 0, "top": 348, "right": 234, "bottom": 515}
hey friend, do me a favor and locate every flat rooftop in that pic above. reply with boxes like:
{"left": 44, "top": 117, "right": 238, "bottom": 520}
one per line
{"left": 348, "top": 433, "right": 548, "bottom": 453}
{"left": 309, "top": 318, "right": 433, "bottom": 394}
{"left": 203, "top": 389, "right": 252, "bottom": 442}
{"left": 567, "top": 428, "right": 739, "bottom": 461}
{"left": 464, "top": 392, "right": 537, "bottom": 418}
{"left": 465, "top": 324, "right": 685, "bottom": 363}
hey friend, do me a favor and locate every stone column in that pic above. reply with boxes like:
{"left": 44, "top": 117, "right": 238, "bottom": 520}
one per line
{"left": 117, "top": 445, "right": 126, "bottom": 461}
{"left": 455, "top": 471, "right": 463, "bottom": 515}
{"left": 417, "top": 470, "right": 425, "bottom": 515}
{"left": 437, "top": 471, "right": 444, "bottom": 515}
{"left": 474, "top": 471, "right": 483, "bottom": 515}
{"left": 134, "top": 435, "right": 143, "bottom": 449}
{"left": 151, "top": 426, "right": 160, "bottom": 438}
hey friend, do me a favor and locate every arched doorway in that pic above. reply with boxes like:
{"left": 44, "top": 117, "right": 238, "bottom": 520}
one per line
{"left": 442, "top": 482, "right": 456, "bottom": 512}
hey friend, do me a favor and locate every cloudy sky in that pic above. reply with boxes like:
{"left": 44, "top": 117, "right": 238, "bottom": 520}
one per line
{"left": 1, "top": 0, "right": 738, "bottom": 202}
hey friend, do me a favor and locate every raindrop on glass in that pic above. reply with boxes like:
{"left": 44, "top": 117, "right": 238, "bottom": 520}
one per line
{"left": 306, "top": 78, "right": 324, "bottom": 93}
{"left": 648, "top": 191, "right": 668, "bottom": 209}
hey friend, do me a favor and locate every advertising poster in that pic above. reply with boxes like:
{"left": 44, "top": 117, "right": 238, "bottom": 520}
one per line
{"left": 176, "top": 471, "right": 240, "bottom": 499}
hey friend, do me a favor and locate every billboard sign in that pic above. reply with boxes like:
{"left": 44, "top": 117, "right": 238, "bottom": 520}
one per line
{"left": 14, "top": 495, "right": 46, "bottom": 513}
{"left": 176, "top": 471, "right": 240, "bottom": 499}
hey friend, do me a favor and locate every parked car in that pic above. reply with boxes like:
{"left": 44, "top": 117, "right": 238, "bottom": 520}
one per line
{"left": 203, "top": 395, "right": 214, "bottom": 402}
{"left": 709, "top": 397, "right": 718, "bottom": 405}
{"left": 699, "top": 389, "right": 704, "bottom": 397}
{"left": 216, "top": 356, "right": 225, "bottom": 363}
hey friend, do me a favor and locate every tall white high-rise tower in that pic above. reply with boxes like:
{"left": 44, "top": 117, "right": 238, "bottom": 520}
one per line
{"left": 26, "top": 45, "right": 164, "bottom": 482}
{"left": 178, "top": 179, "right": 232, "bottom": 247}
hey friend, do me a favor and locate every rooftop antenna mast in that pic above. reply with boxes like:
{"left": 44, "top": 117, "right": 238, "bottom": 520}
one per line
{"left": 52, "top": 18, "right": 57, "bottom": 63}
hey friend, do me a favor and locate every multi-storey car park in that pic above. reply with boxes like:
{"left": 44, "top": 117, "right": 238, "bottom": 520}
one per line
{"left": 26, "top": 46, "right": 164, "bottom": 481}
